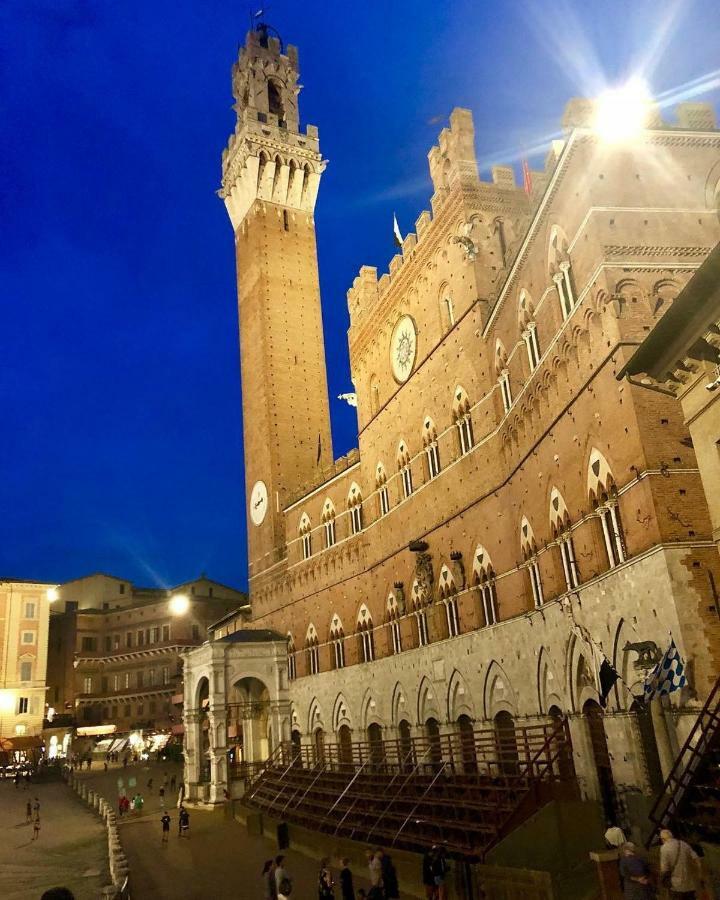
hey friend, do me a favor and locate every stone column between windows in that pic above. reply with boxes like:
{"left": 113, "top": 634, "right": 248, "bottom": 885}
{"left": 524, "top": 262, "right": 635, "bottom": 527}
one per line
{"left": 553, "top": 272, "right": 566, "bottom": 316}
{"left": 560, "top": 260, "right": 573, "bottom": 308}
{"left": 598, "top": 508, "right": 614, "bottom": 563}
{"left": 208, "top": 701, "right": 228, "bottom": 805}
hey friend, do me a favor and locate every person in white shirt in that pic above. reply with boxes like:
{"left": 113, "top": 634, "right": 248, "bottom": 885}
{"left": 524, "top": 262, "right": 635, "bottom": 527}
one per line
{"left": 659, "top": 828, "right": 701, "bottom": 898}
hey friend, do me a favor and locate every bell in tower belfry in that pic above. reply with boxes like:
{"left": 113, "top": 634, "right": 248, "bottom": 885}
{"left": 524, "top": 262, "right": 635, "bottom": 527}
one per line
{"left": 220, "top": 24, "right": 333, "bottom": 588}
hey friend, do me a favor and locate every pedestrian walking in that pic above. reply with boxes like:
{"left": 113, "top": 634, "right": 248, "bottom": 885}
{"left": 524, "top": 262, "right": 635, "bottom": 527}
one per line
{"left": 147, "top": 777, "right": 153, "bottom": 793}
{"left": 26, "top": 800, "right": 32, "bottom": 824}
{"left": 422, "top": 848, "right": 437, "bottom": 899}
{"left": 660, "top": 828, "right": 701, "bottom": 898}
{"left": 32, "top": 815, "right": 41, "bottom": 840}
{"left": 170, "top": 773, "right": 177, "bottom": 792}
{"left": 262, "top": 859, "right": 277, "bottom": 900}
{"left": 378, "top": 849, "right": 399, "bottom": 900}
{"left": 14, "top": 771, "right": 20, "bottom": 789}
{"left": 318, "top": 858, "right": 334, "bottom": 899}
{"left": 339, "top": 858, "right": 354, "bottom": 900}
{"left": 161, "top": 812, "right": 171, "bottom": 843}
{"left": 179, "top": 805, "right": 190, "bottom": 837}
{"left": 24, "top": 770, "right": 31, "bottom": 788}
{"left": 33, "top": 797, "right": 40, "bottom": 817}
{"left": 366, "top": 850, "right": 382, "bottom": 892}
{"left": 123, "top": 756, "right": 128, "bottom": 769}
{"left": 104, "top": 761, "right": 108, "bottom": 773}
{"left": 431, "top": 846, "right": 449, "bottom": 900}
{"left": 275, "top": 854, "right": 292, "bottom": 899}
{"left": 159, "top": 785, "right": 165, "bottom": 808}
{"left": 618, "top": 843, "right": 655, "bottom": 899}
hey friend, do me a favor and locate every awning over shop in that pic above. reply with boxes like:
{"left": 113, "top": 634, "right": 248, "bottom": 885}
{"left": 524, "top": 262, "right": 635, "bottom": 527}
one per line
{"left": 0, "top": 735, "right": 43, "bottom": 751}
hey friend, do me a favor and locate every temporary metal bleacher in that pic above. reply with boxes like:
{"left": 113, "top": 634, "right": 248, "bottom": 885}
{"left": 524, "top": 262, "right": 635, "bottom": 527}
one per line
{"left": 240, "top": 718, "right": 577, "bottom": 860}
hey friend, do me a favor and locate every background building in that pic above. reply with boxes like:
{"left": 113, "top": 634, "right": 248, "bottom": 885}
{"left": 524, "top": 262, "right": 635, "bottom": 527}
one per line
{"left": 0, "top": 579, "right": 54, "bottom": 752}
{"left": 184, "top": 25, "right": 720, "bottom": 846}
{"left": 47, "top": 573, "right": 246, "bottom": 734}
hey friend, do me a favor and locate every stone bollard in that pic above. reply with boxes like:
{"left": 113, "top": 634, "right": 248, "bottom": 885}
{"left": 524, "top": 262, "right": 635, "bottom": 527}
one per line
{"left": 88, "top": 789, "right": 95, "bottom": 807}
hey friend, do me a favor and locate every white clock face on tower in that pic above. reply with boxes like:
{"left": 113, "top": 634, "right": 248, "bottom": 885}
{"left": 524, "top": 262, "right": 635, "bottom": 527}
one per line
{"left": 390, "top": 315, "right": 418, "bottom": 383}
{"left": 249, "top": 480, "right": 268, "bottom": 526}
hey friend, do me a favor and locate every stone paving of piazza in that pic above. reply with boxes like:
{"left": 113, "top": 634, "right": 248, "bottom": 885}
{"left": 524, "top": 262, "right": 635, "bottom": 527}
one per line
{"left": 73, "top": 760, "right": 373, "bottom": 900}
{"left": 0, "top": 775, "right": 107, "bottom": 900}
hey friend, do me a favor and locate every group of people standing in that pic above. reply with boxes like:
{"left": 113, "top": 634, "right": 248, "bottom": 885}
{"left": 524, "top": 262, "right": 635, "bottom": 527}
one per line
{"left": 616, "top": 828, "right": 709, "bottom": 899}
{"left": 263, "top": 847, "right": 401, "bottom": 900}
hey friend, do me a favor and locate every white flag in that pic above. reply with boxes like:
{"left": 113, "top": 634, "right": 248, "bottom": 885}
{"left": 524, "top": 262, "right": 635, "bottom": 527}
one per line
{"left": 393, "top": 213, "right": 403, "bottom": 249}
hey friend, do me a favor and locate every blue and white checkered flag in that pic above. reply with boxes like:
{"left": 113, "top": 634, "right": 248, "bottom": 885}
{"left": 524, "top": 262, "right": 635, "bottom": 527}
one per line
{"left": 642, "top": 639, "right": 687, "bottom": 702}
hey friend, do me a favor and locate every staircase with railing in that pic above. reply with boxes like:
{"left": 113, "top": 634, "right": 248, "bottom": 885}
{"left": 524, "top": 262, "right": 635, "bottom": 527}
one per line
{"left": 647, "top": 674, "right": 720, "bottom": 846}
{"left": 240, "top": 718, "right": 577, "bottom": 860}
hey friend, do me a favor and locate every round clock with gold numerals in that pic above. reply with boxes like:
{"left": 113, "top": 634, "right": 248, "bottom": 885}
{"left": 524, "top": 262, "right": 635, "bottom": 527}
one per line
{"left": 249, "top": 480, "right": 268, "bottom": 526}
{"left": 390, "top": 315, "right": 417, "bottom": 383}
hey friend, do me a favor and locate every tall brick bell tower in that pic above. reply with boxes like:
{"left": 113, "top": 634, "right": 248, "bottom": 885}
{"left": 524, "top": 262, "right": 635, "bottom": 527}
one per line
{"left": 220, "top": 24, "right": 333, "bottom": 586}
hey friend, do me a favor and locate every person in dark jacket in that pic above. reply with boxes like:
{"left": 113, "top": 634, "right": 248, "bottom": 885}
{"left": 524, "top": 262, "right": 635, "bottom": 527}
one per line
{"left": 339, "top": 858, "right": 355, "bottom": 900}
{"left": 431, "top": 846, "right": 448, "bottom": 900}
{"left": 423, "top": 848, "right": 437, "bottom": 899}
{"left": 378, "top": 849, "right": 399, "bottom": 899}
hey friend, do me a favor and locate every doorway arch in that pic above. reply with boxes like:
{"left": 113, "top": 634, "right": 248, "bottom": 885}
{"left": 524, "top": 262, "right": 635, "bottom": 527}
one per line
{"left": 367, "top": 722, "right": 384, "bottom": 768}
{"left": 494, "top": 710, "right": 518, "bottom": 777}
{"left": 398, "top": 719, "right": 413, "bottom": 770}
{"left": 583, "top": 699, "right": 618, "bottom": 824}
{"left": 425, "top": 717, "right": 442, "bottom": 769}
{"left": 313, "top": 728, "right": 325, "bottom": 765}
{"left": 338, "top": 724, "right": 353, "bottom": 768}
{"left": 630, "top": 699, "right": 664, "bottom": 795}
{"left": 227, "top": 676, "right": 271, "bottom": 764}
{"left": 197, "top": 676, "right": 211, "bottom": 782}
{"left": 457, "top": 714, "right": 477, "bottom": 773}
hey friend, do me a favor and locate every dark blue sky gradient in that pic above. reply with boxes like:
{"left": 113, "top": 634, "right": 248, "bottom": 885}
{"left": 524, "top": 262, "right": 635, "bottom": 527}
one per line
{"left": 1, "top": 0, "right": 718, "bottom": 589}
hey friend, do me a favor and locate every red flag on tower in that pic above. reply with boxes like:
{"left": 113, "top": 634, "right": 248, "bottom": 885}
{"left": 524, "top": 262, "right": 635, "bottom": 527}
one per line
{"left": 522, "top": 159, "right": 533, "bottom": 196}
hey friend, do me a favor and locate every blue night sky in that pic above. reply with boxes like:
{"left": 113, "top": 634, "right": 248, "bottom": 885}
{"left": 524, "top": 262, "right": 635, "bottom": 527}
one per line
{"left": 1, "top": 0, "right": 718, "bottom": 591}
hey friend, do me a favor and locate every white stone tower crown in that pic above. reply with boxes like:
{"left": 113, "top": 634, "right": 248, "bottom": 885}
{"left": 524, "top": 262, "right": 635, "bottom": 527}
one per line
{"left": 220, "top": 25, "right": 325, "bottom": 229}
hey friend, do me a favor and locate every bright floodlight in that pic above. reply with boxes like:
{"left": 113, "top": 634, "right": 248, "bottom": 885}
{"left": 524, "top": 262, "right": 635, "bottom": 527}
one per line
{"left": 169, "top": 593, "right": 190, "bottom": 615}
{"left": 594, "top": 79, "right": 651, "bottom": 143}
{"left": 46, "top": 587, "right": 58, "bottom": 603}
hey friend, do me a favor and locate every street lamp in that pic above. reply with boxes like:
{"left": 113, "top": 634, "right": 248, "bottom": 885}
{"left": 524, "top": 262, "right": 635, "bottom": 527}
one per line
{"left": 594, "top": 78, "right": 651, "bottom": 144}
{"left": 46, "top": 587, "right": 58, "bottom": 603}
{"left": 169, "top": 594, "right": 189, "bottom": 616}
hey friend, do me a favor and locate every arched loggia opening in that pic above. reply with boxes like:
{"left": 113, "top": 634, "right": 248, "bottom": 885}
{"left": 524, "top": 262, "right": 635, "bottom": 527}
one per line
{"left": 584, "top": 699, "right": 618, "bottom": 825}
{"left": 197, "top": 677, "right": 210, "bottom": 783}
{"left": 226, "top": 676, "right": 271, "bottom": 766}
{"left": 313, "top": 728, "right": 325, "bottom": 765}
{"left": 290, "top": 728, "right": 302, "bottom": 765}
{"left": 494, "top": 710, "right": 519, "bottom": 777}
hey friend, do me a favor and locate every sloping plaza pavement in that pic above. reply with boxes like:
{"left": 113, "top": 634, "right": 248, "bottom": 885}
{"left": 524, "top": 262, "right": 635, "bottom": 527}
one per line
{"left": 78, "top": 760, "right": 373, "bottom": 900}
{"left": 0, "top": 775, "right": 108, "bottom": 900}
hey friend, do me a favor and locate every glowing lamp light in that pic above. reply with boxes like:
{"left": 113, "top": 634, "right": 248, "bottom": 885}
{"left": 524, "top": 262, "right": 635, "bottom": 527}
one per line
{"left": 594, "top": 78, "right": 651, "bottom": 143}
{"left": 46, "top": 587, "right": 59, "bottom": 603}
{"left": 169, "top": 594, "right": 190, "bottom": 616}
{"left": 0, "top": 690, "right": 15, "bottom": 713}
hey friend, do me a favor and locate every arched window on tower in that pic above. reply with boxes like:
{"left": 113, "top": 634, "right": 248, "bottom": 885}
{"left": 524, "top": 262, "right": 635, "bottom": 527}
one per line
{"left": 452, "top": 386, "right": 474, "bottom": 455}
{"left": 347, "top": 483, "right": 363, "bottom": 535}
{"left": 550, "top": 488, "right": 579, "bottom": 591}
{"left": 267, "top": 80, "right": 285, "bottom": 122}
{"left": 422, "top": 417, "right": 441, "bottom": 479}
{"left": 472, "top": 546, "right": 498, "bottom": 627}
{"left": 521, "top": 517, "right": 544, "bottom": 608}
{"left": 519, "top": 290, "right": 541, "bottom": 372}
{"left": 440, "top": 284, "right": 455, "bottom": 330}
{"left": 386, "top": 593, "right": 402, "bottom": 654}
{"left": 495, "top": 341, "right": 512, "bottom": 413}
{"left": 322, "top": 499, "right": 336, "bottom": 549}
{"left": 356, "top": 605, "right": 375, "bottom": 663}
{"left": 588, "top": 449, "right": 626, "bottom": 569}
{"left": 397, "top": 441, "right": 413, "bottom": 499}
{"left": 411, "top": 580, "right": 430, "bottom": 647}
{"left": 438, "top": 564, "right": 460, "bottom": 638}
{"left": 376, "top": 463, "right": 390, "bottom": 516}
{"left": 305, "top": 624, "right": 320, "bottom": 676}
{"left": 287, "top": 633, "right": 297, "bottom": 681}
{"left": 549, "top": 226, "right": 576, "bottom": 321}
{"left": 299, "top": 512, "right": 312, "bottom": 560}
{"left": 330, "top": 614, "right": 345, "bottom": 670}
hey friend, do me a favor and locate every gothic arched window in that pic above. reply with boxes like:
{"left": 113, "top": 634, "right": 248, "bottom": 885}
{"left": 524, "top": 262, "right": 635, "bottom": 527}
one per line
{"left": 268, "top": 80, "right": 285, "bottom": 121}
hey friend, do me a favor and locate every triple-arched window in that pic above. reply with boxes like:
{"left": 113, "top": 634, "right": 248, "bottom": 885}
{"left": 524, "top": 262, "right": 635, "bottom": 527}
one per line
{"left": 472, "top": 546, "right": 498, "bottom": 627}
{"left": 588, "top": 449, "right": 626, "bottom": 568}
{"left": 357, "top": 604, "right": 375, "bottom": 663}
{"left": 322, "top": 499, "right": 336, "bottom": 549}
{"left": 452, "top": 386, "right": 474, "bottom": 454}
{"left": 330, "top": 614, "right": 345, "bottom": 670}
{"left": 549, "top": 226, "right": 576, "bottom": 321}
{"left": 521, "top": 517, "right": 544, "bottom": 608}
{"left": 518, "top": 290, "right": 541, "bottom": 372}
{"left": 397, "top": 441, "right": 413, "bottom": 498}
{"left": 438, "top": 564, "right": 460, "bottom": 638}
{"left": 305, "top": 624, "right": 320, "bottom": 676}
{"left": 386, "top": 594, "right": 402, "bottom": 654}
{"left": 287, "top": 633, "right": 297, "bottom": 681}
{"left": 299, "top": 512, "right": 312, "bottom": 560}
{"left": 376, "top": 463, "right": 390, "bottom": 516}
